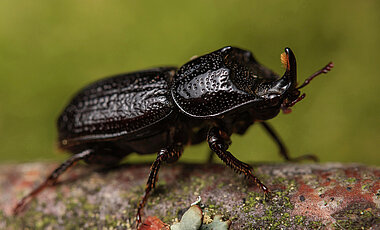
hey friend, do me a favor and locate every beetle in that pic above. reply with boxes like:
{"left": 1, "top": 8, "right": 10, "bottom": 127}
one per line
{"left": 13, "top": 46, "right": 333, "bottom": 226}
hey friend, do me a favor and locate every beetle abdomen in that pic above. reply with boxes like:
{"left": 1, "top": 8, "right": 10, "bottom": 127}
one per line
{"left": 58, "top": 67, "right": 177, "bottom": 147}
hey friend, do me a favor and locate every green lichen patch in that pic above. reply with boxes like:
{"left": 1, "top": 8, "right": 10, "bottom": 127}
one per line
{"left": 239, "top": 177, "right": 328, "bottom": 229}
{"left": 332, "top": 202, "right": 380, "bottom": 229}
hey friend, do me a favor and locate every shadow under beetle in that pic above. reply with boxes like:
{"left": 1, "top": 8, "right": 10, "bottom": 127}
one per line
{"left": 14, "top": 46, "right": 333, "bottom": 226}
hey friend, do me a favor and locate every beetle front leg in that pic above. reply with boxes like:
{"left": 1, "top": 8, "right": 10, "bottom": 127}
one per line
{"left": 207, "top": 127, "right": 270, "bottom": 194}
{"left": 136, "top": 144, "right": 183, "bottom": 227}
{"left": 13, "top": 149, "right": 93, "bottom": 215}
{"left": 260, "top": 121, "right": 318, "bottom": 162}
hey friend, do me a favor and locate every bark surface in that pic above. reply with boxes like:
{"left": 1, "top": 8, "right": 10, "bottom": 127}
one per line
{"left": 0, "top": 162, "right": 379, "bottom": 229}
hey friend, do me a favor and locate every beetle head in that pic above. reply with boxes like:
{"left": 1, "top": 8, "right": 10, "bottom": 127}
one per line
{"left": 255, "top": 47, "right": 333, "bottom": 116}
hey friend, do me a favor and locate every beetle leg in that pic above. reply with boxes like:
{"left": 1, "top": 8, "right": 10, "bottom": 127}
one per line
{"left": 207, "top": 150, "right": 215, "bottom": 163}
{"left": 207, "top": 127, "right": 270, "bottom": 194}
{"left": 260, "top": 121, "right": 318, "bottom": 162}
{"left": 136, "top": 144, "right": 183, "bottom": 227}
{"left": 13, "top": 149, "right": 93, "bottom": 215}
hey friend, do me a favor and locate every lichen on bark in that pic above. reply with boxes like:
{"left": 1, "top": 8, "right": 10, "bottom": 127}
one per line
{"left": 0, "top": 162, "right": 379, "bottom": 229}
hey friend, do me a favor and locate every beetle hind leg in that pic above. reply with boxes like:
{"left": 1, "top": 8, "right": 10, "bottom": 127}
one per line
{"left": 13, "top": 149, "right": 93, "bottom": 215}
{"left": 207, "top": 127, "right": 270, "bottom": 194}
{"left": 260, "top": 121, "right": 318, "bottom": 162}
{"left": 136, "top": 144, "right": 183, "bottom": 227}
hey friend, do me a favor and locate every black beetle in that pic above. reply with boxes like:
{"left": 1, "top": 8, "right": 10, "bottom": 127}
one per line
{"left": 14, "top": 46, "right": 333, "bottom": 226}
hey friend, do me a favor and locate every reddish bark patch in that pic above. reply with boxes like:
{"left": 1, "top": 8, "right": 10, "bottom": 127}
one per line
{"left": 138, "top": 216, "right": 169, "bottom": 230}
{"left": 290, "top": 165, "right": 379, "bottom": 223}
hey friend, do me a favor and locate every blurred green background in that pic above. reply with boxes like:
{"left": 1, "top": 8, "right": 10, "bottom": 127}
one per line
{"left": 0, "top": 0, "right": 379, "bottom": 165}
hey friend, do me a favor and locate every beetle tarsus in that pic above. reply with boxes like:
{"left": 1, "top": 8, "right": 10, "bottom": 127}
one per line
{"left": 287, "top": 154, "right": 319, "bottom": 162}
{"left": 13, "top": 150, "right": 93, "bottom": 215}
{"left": 207, "top": 127, "right": 270, "bottom": 193}
{"left": 260, "top": 121, "right": 318, "bottom": 162}
{"left": 136, "top": 145, "right": 183, "bottom": 228}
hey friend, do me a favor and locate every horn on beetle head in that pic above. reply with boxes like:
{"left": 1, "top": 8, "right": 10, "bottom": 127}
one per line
{"left": 280, "top": 48, "right": 334, "bottom": 113}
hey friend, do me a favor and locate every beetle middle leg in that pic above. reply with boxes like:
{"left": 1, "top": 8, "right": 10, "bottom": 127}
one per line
{"left": 136, "top": 143, "right": 183, "bottom": 226}
{"left": 13, "top": 149, "right": 93, "bottom": 215}
{"left": 260, "top": 121, "right": 318, "bottom": 162}
{"left": 207, "top": 127, "right": 269, "bottom": 194}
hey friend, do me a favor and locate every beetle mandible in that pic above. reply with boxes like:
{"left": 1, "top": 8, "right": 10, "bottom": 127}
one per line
{"left": 14, "top": 46, "right": 333, "bottom": 226}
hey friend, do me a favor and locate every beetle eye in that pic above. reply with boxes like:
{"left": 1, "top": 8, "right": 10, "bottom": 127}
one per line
{"left": 264, "top": 93, "right": 281, "bottom": 107}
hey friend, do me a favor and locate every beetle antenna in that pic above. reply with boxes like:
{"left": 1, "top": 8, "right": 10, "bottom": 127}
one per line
{"left": 281, "top": 93, "right": 306, "bottom": 114}
{"left": 283, "top": 62, "right": 333, "bottom": 114}
{"left": 288, "top": 93, "right": 306, "bottom": 107}
{"left": 297, "top": 62, "right": 334, "bottom": 89}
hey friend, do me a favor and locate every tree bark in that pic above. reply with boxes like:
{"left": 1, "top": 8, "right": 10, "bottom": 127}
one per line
{"left": 1, "top": 162, "right": 379, "bottom": 229}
